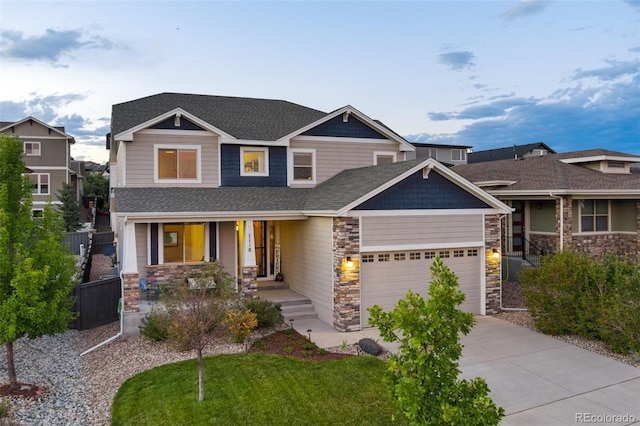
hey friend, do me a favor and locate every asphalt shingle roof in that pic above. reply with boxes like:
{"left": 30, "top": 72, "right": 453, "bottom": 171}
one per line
{"left": 114, "top": 160, "right": 427, "bottom": 214}
{"left": 454, "top": 149, "right": 640, "bottom": 192}
{"left": 467, "top": 142, "right": 555, "bottom": 163}
{"left": 111, "top": 93, "right": 328, "bottom": 141}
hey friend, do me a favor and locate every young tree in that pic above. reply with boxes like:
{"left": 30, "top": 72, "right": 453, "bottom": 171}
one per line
{"left": 0, "top": 134, "right": 78, "bottom": 391}
{"left": 368, "top": 257, "right": 505, "bottom": 425}
{"left": 57, "top": 181, "right": 81, "bottom": 231}
{"left": 163, "top": 260, "right": 236, "bottom": 401}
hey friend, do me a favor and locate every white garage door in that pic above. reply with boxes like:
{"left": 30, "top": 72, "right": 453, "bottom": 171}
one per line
{"left": 361, "top": 248, "right": 482, "bottom": 327}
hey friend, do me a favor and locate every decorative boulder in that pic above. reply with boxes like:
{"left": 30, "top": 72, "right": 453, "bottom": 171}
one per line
{"left": 358, "top": 338, "right": 383, "bottom": 356}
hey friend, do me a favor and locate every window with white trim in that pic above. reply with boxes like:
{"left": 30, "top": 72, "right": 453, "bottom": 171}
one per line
{"left": 291, "top": 149, "right": 315, "bottom": 183}
{"left": 581, "top": 199, "right": 608, "bottom": 232}
{"left": 156, "top": 145, "right": 200, "bottom": 181}
{"left": 425, "top": 251, "right": 436, "bottom": 259}
{"left": 163, "top": 223, "right": 205, "bottom": 263}
{"left": 378, "top": 253, "right": 390, "bottom": 262}
{"left": 394, "top": 253, "right": 406, "bottom": 261}
{"left": 30, "top": 173, "right": 49, "bottom": 195}
{"left": 374, "top": 151, "right": 396, "bottom": 165}
{"left": 241, "top": 147, "right": 269, "bottom": 176}
{"left": 453, "top": 249, "right": 464, "bottom": 258}
{"left": 451, "top": 149, "right": 467, "bottom": 162}
{"left": 467, "top": 249, "right": 478, "bottom": 257}
{"left": 362, "top": 254, "right": 374, "bottom": 263}
{"left": 24, "top": 142, "right": 41, "bottom": 156}
{"left": 439, "top": 250, "right": 451, "bottom": 258}
{"left": 409, "top": 252, "right": 421, "bottom": 260}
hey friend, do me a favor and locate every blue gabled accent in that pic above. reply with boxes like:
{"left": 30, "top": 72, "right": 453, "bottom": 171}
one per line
{"left": 220, "top": 145, "right": 287, "bottom": 187}
{"left": 302, "top": 115, "right": 386, "bottom": 139}
{"left": 354, "top": 170, "right": 491, "bottom": 210}
{"left": 151, "top": 116, "right": 204, "bottom": 131}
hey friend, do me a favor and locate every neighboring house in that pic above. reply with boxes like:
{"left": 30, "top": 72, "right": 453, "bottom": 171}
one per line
{"left": 108, "top": 93, "right": 511, "bottom": 332}
{"left": 467, "top": 142, "right": 556, "bottom": 163}
{"left": 84, "top": 161, "right": 109, "bottom": 176}
{"left": 0, "top": 116, "right": 79, "bottom": 213}
{"left": 411, "top": 141, "right": 472, "bottom": 166}
{"left": 454, "top": 149, "right": 640, "bottom": 264}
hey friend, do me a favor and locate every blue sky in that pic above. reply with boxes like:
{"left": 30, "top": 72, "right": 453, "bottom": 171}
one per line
{"left": 1, "top": 0, "right": 638, "bottom": 164}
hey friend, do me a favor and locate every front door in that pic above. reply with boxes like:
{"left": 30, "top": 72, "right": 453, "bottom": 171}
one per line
{"left": 253, "top": 221, "right": 276, "bottom": 278}
{"left": 511, "top": 201, "right": 525, "bottom": 252}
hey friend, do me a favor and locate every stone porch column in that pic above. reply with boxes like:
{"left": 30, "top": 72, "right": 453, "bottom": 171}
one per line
{"left": 241, "top": 220, "right": 257, "bottom": 298}
{"left": 121, "top": 221, "right": 140, "bottom": 313}
{"left": 484, "top": 214, "right": 501, "bottom": 314}
{"left": 332, "top": 217, "right": 360, "bottom": 332}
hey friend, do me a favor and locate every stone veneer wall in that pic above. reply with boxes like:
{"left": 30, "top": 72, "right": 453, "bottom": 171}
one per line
{"left": 557, "top": 196, "right": 573, "bottom": 250}
{"left": 529, "top": 233, "right": 556, "bottom": 255}
{"left": 484, "top": 215, "right": 501, "bottom": 314}
{"left": 332, "top": 217, "right": 360, "bottom": 332}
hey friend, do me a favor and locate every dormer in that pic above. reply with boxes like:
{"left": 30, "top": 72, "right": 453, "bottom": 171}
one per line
{"left": 560, "top": 152, "right": 640, "bottom": 175}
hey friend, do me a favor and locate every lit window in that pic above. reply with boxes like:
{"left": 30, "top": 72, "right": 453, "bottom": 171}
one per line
{"left": 24, "top": 142, "right": 41, "bottom": 156}
{"left": 292, "top": 150, "right": 314, "bottom": 182}
{"left": 30, "top": 173, "right": 49, "bottom": 195}
{"left": 157, "top": 147, "right": 198, "bottom": 180}
{"left": 451, "top": 149, "right": 467, "bottom": 162}
{"left": 581, "top": 200, "right": 608, "bottom": 232}
{"left": 163, "top": 223, "right": 205, "bottom": 263}
{"left": 241, "top": 147, "right": 268, "bottom": 176}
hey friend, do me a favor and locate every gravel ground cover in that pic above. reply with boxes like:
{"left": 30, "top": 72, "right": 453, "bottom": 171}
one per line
{"left": 1, "top": 275, "right": 637, "bottom": 425}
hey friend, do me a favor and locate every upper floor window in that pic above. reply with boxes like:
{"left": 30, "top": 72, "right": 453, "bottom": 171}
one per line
{"left": 290, "top": 149, "right": 315, "bottom": 184}
{"left": 241, "top": 147, "right": 268, "bottom": 176}
{"left": 374, "top": 151, "right": 396, "bottom": 165}
{"left": 30, "top": 173, "right": 49, "bottom": 195}
{"left": 155, "top": 145, "right": 200, "bottom": 183}
{"left": 451, "top": 149, "right": 467, "bottom": 162}
{"left": 24, "top": 142, "right": 41, "bottom": 156}
{"left": 581, "top": 199, "right": 608, "bottom": 232}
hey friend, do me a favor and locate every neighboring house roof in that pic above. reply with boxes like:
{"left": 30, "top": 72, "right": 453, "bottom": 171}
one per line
{"left": 111, "top": 93, "right": 327, "bottom": 141}
{"left": 467, "top": 142, "right": 555, "bottom": 163}
{"left": 453, "top": 149, "right": 640, "bottom": 195}
{"left": 409, "top": 141, "right": 473, "bottom": 149}
{"left": 0, "top": 116, "right": 76, "bottom": 144}
{"left": 115, "top": 158, "right": 511, "bottom": 217}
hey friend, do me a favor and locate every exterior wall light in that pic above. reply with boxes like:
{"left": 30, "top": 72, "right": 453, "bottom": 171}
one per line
{"left": 492, "top": 249, "right": 500, "bottom": 260}
{"left": 346, "top": 256, "right": 354, "bottom": 268}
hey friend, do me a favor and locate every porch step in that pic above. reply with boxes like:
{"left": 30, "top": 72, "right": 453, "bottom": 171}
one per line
{"left": 256, "top": 288, "right": 319, "bottom": 322}
{"left": 279, "top": 302, "right": 318, "bottom": 322}
{"left": 256, "top": 280, "right": 290, "bottom": 291}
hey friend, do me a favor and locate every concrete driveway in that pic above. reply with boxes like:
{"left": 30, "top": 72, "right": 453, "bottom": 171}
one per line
{"left": 293, "top": 315, "right": 640, "bottom": 425}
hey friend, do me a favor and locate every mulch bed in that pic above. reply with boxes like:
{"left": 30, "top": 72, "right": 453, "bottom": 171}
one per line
{"left": 249, "top": 329, "right": 352, "bottom": 361}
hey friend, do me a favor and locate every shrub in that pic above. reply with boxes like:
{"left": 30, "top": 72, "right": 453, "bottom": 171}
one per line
{"left": 244, "top": 298, "right": 282, "bottom": 328}
{"left": 521, "top": 250, "right": 603, "bottom": 337}
{"left": 139, "top": 307, "right": 171, "bottom": 341}
{"left": 225, "top": 309, "right": 258, "bottom": 343}
{"left": 0, "top": 401, "right": 10, "bottom": 419}
{"left": 522, "top": 251, "right": 640, "bottom": 354}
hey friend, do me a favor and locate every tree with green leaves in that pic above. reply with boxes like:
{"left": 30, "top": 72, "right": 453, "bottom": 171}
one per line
{"left": 368, "top": 257, "right": 505, "bottom": 425}
{"left": 162, "top": 260, "right": 237, "bottom": 401}
{"left": 57, "top": 181, "right": 81, "bottom": 231}
{"left": 82, "top": 172, "right": 109, "bottom": 209}
{"left": 0, "top": 134, "right": 78, "bottom": 391}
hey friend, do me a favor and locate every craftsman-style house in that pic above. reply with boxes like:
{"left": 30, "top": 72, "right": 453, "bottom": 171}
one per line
{"left": 108, "top": 93, "right": 511, "bottom": 331}
{"left": 0, "top": 116, "right": 80, "bottom": 214}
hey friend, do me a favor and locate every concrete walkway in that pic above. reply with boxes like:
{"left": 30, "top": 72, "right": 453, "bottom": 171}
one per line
{"left": 290, "top": 315, "right": 640, "bottom": 425}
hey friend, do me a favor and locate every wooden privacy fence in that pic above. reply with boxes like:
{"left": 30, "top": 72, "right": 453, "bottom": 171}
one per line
{"left": 63, "top": 231, "right": 90, "bottom": 255}
{"left": 70, "top": 276, "right": 121, "bottom": 330}
{"left": 91, "top": 231, "right": 115, "bottom": 255}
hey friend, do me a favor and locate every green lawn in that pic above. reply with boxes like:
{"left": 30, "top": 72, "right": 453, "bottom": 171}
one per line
{"left": 111, "top": 353, "right": 406, "bottom": 426}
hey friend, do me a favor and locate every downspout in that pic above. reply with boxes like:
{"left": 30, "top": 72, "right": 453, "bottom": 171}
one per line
{"left": 498, "top": 214, "right": 527, "bottom": 312}
{"left": 81, "top": 215, "right": 126, "bottom": 356}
